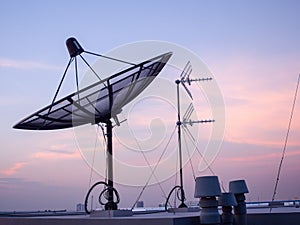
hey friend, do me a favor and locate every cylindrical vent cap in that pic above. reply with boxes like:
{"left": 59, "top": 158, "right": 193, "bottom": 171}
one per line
{"left": 229, "top": 180, "right": 249, "bottom": 194}
{"left": 194, "top": 176, "right": 222, "bottom": 198}
{"left": 218, "top": 192, "right": 237, "bottom": 206}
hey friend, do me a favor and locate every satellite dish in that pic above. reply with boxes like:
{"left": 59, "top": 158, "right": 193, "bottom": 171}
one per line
{"left": 13, "top": 50, "right": 172, "bottom": 130}
{"left": 13, "top": 37, "right": 172, "bottom": 212}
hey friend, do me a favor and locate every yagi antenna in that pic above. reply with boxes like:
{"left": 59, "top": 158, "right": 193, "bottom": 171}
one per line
{"left": 180, "top": 61, "right": 192, "bottom": 81}
{"left": 182, "top": 103, "right": 215, "bottom": 127}
{"left": 178, "top": 61, "right": 213, "bottom": 100}
{"left": 181, "top": 81, "right": 193, "bottom": 100}
{"left": 179, "top": 61, "right": 193, "bottom": 99}
{"left": 183, "top": 103, "right": 194, "bottom": 123}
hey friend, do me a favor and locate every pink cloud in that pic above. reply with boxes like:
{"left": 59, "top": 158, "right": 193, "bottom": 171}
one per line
{"left": 32, "top": 150, "right": 81, "bottom": 160}
{"left": 213, "top": 55, "right": 300, "bottom": 148}
{"left": 222, "top": 149, "right": 300, "bottom": 163}
{"left": 224, "top": 92, "right": 300, "bottom": 148}
{"left": 1, "top": 162, "right": 28, "bottom": 176}
{"left": 0, "top": 58, "right": 61, "bottom": 70}
{"left": 48, "top": 144, "right": 70, "bottom": 151}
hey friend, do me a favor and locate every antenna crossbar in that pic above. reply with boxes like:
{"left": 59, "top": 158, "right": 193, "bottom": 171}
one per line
{"left": 182, "top": 77, "right": 213, "bottom": 84}
{"left": 182, "top": 119, "right": 215, "bottom": 127}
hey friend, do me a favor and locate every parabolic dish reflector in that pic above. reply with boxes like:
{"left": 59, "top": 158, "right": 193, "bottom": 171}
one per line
{"left": 13, "top": 52, "right": 172, "bottom": 130}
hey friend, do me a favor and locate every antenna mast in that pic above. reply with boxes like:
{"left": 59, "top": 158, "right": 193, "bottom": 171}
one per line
{"left": 166, "top": 61, "right": 214, "bottom": 209}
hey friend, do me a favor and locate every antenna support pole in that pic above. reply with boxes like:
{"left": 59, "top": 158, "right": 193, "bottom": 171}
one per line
{"left": 105, "top": 119, "right": 118, "bottom": 210}
{"left": 176, "top": 80, "right": 187, "bottom": 208}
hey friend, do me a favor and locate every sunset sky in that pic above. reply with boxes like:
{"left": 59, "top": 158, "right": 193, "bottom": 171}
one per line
{"left": 1, "top": 0, "right": 300, "bottom": 211}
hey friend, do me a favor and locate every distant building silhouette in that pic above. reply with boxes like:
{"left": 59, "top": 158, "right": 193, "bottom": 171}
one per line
{"left": 76, "top": 203, "right": 85, "bottom": 212}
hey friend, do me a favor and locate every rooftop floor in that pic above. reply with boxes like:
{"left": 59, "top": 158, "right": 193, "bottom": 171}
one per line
{"left": 1, "top": 207, "right": 300, "bottom": 225}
